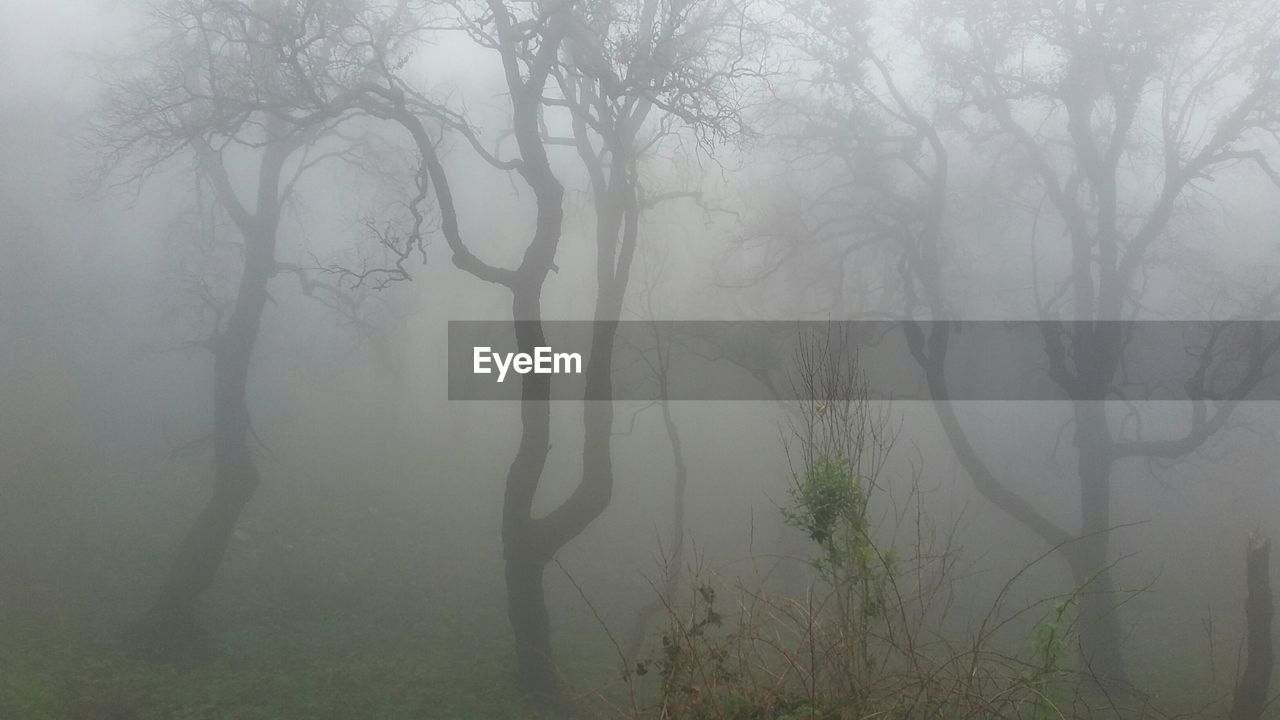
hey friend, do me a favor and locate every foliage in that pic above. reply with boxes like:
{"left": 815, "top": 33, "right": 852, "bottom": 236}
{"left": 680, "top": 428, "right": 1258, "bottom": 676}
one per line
{"left": 1024, "top": 593, "right": 1079, "bottom": 720}
{"left": 783, "top": 455, "right": 895, "bottom": 624}
{"left": 620, "top": 340, "right": 1184, "bottom": 720}
{"left": 785, "top": 457, "right": 864, "bottom": 549}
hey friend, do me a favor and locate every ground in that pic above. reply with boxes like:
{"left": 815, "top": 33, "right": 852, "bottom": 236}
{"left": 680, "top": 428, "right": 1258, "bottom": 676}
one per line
{"left": 0, "top": 452, "right": 628, "bottom": 720}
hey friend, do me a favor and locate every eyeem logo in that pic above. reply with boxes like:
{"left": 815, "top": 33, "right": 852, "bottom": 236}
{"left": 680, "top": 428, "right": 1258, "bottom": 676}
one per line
{"left": 473, "top": 346, "right": 583, "bottom": 383}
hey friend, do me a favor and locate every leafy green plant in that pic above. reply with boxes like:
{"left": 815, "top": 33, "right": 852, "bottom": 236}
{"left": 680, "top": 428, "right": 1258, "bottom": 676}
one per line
{"left": 784, "top": 455, "right": 895, "bottom": 625}
{"left": 1024, "top": 593, "right": 1078, "bottom": 720}
{"left": 785, "top": 457, "right": 864, "bottom": 548}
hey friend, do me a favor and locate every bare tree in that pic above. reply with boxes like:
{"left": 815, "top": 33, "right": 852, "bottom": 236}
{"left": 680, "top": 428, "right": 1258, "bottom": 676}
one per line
{"left": 617, "top": 242, "right": 694, "bottom": 669}
{"left": 540, "top": 0, "right": 749, "bottom": 570}
{"left": 92, "top": 0, "right": 368, "bottom": 651}
{"left": 740, "top": 0, "right": 1280, "bottom": 688}
{"left": 308, "top": 0, "right": 578, "bottom": 700}
{"left": 537, "top": 0, "right": 759, "bottom": 684}
{"left": 314, "top": 0, "right": 759, "bottom": 701}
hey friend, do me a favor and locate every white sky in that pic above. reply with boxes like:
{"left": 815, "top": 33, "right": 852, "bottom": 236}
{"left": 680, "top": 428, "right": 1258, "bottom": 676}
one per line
{"left": 0, "top": 0, "right": 135, "bottom": 104}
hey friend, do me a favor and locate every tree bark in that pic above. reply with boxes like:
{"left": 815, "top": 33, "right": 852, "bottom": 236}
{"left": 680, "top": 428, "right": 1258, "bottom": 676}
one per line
{"left": 1067, "top": 553, "right": 1128, "bottom": 687}
{"left": 504, "top": 542, "right": 557, "bottom": 698}
{"left": 908, "top": 323, "right": 1132, "bottom": 685}
{"left": 139, "top": 220, "right": 275, "bottom": 651}
{"left": 502, "top": 285, "right": 559, "bottom": 699}
{"left": 1230, "top": 534, "right": 1274, "bottom": 720}
{"left": 135, "top": 135, "right": 288, "bottom": 653}
{"left": 1071, "top": 399, "right": 1128, "bottom": 688}
{"left": 500, "top": 82, "right": 637, "bottom": 701}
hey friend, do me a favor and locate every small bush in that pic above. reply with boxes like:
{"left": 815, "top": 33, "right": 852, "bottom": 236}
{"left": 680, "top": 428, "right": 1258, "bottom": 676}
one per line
{"left": 621, "top": 332, "right": 1182, "bottom": 720}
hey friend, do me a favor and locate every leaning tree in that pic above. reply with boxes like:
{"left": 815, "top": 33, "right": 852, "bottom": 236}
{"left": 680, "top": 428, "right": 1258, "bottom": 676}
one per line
{"left": 93, "top": 0, "right": 381, "bottom": 650}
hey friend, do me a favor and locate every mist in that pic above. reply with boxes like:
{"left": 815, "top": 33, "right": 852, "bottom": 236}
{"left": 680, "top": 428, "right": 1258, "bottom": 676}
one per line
{"left": 3, "top": 1, "right": 1280, "bottom": 718}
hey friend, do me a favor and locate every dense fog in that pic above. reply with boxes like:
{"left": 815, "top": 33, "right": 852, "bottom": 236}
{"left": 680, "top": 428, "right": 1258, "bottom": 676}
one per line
{"left": 3, "top": 1, "right": 1280, "bottom": 718}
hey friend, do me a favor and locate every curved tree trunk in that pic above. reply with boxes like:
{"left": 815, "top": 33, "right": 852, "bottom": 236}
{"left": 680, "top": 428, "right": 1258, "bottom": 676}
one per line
{"left": 500, "top": 106, "right": 637, "bottom": 701}
{"left": 909, "top": 324, "right": 1132, "bottom": 686}
{"left": 136, "top": 133, "right": 289, "bottom": 653}
{"left": 386, "top": 74, "right": 574, "bottom": 704}
{"left": 140, "top": 221, "right": 275, "bottom": 651}
{"left": 502, "top": 286, "right": 559, "bottom": 698}
{"left": 502, "top": 316, "right": 624, "bottom": 702}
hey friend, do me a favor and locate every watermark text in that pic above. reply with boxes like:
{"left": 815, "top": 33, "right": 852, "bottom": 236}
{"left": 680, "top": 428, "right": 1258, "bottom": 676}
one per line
{"left": 473, "top": 346, "right": 583, "bottom": 383}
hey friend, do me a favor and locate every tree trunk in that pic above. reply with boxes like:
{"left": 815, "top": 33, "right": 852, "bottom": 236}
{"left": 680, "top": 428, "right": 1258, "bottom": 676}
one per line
{"left": 1068, "top": 556, "right": 1128, "bottom": 686}
{"left": 1230, "top": 534, "right": 1274, "bottom": 720}
{"left": 379, "top": 83, "right": 571, "bottom": 702}
{"left": 500, "top": 161, "right": 628, "bottom": 702}
{"left": 500, "top": 323, "right": 623, "bottom": 704}
{"left": 1071, "top": 401, "right": 1129, "bottom": 688}
{"left": 505, "top": 541, "right": 557, "bottom": 698}
{"left": 624, "top": 358, "right": 687, "bottom": 666}
{"left": 501, "top": 285, "right": 560, "bottom": 700}
{"left": 137, "top": 219, "right": 275, "bottom": 653}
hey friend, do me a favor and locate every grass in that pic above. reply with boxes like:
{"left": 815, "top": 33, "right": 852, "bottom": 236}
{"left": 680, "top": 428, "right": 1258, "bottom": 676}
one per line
{"left": 0, "top": 435, "right": 1250, "bottom": 720}
{"left": 0, "top": 595, "right": 553, "bottom": 720}
{"left": 0, "top": 453, "right": 624, "bottom": 719}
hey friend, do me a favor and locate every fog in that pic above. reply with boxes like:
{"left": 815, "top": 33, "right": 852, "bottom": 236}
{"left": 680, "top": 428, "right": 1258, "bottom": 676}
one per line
{"left": 3, "top": 1, "right": 1280, "bottom": 718}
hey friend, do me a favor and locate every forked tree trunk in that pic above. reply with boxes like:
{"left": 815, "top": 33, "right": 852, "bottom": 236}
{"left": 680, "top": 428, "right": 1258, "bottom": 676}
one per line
{"left": 502, "top": 314, "right": 624, "bottom": 703}
{"left": 501, "top": 125, "right": 634, "bottom": 702}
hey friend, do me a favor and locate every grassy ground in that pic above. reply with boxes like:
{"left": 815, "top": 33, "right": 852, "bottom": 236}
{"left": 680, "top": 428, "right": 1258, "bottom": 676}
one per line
{"left": 0, "top": 549, "right": 584, "bottom": 720}
{"left": 1, "top": 618, "right": 540, "bottom": 719}
{"left": 0, "top": 452, "right": 629, "bottom": 719}
{"left": 0, "top": 441, "right": 1246, "bottom": 719}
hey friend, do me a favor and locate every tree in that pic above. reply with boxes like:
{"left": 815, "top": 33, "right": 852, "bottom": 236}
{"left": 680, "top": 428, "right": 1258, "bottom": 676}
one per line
{"left": 618, "top": 242, "right": 694, "bottom": 669}
{"left": 140, "top": 0, "right": 581, "bottom": 697}
{"left": 93, "top": 0, "right": 369, "bottom": 650}
{"left": 345, "top": 0, "right": 576, "bottom": 696}
{"left": 315, "top": 0, "right": 758, "bottom": 701}
{"left": 741, "top": 0, "right": 1280, "bottom": 687}
{"left": 535, "top": 0, "right": 759, "bottom": 691}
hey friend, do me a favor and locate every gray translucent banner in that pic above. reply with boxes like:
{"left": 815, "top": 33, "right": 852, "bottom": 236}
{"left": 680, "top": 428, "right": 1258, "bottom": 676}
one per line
{"left": 448, "top": 321, "right": 1280, "bottom": 401}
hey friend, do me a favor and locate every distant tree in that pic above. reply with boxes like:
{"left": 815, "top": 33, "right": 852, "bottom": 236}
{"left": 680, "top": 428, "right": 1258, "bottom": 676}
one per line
{"left": 741, "top": 0, "right": 1280, "bottom": 687}
{"left": 617, "top": 240, "right": 693, "bottom": 669}
{"left": 92, "top": 0, "right": 373, "bottom": 651}
{"left": 113, "top": 0, "right": 587, "bottom": 698}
